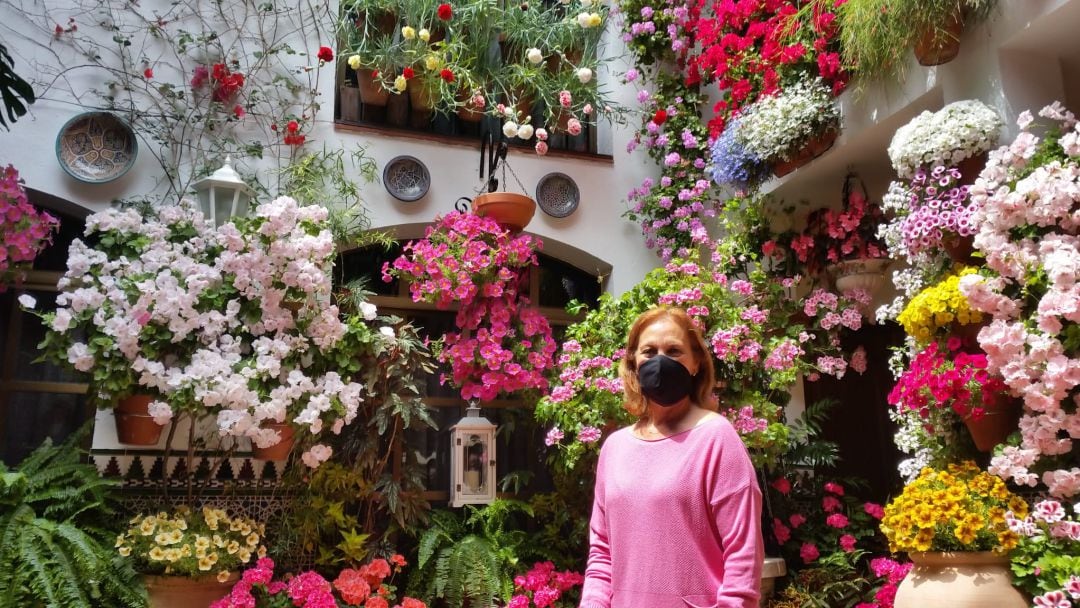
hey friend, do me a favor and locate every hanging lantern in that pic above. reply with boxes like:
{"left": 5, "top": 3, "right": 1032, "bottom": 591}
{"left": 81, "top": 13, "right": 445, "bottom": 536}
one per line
{"left": 449, "top": 403, "right": 496, "bottom": 507}
{"left": 193, "top": 156, "right": 254, "bottom": 226}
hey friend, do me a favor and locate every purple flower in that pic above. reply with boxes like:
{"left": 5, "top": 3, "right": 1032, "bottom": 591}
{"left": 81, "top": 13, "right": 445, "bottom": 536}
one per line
{"left": 545, "top": 426, "right": 564, "bottom": 446}
{"left": 578, "top": 426, "right": 602, "bottom": 443}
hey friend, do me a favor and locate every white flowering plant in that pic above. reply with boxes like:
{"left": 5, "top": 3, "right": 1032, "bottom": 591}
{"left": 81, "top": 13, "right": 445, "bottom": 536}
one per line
{"left": 887, "top": 99, "right": 1003, "bottom": 179}
{"left": 736, "top": 77, "right": 840, "bottom": 163}
{"left": 33, "top": 197, "right": 393, "bottom": 467}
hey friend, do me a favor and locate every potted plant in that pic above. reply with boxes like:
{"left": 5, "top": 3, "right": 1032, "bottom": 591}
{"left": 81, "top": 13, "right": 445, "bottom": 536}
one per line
{"left": 507, "top": 561, "right": 585, "bottom": 608}
{"left": 879, "top": 165, "right": 981, "bottom": 266}
{"left": 117, "top": 506, "right": 265, "bottom": 607}
{"left": 213, "top": 554, "right": 427, "bottom": 608}
{"left": 1008, "top": 498, "right": 1080, "bottom": 606}
{"left": 881, "top": 461, "right": 1028, "bottom": 608}
{"left": 887, "top": 99, "right": 1003, "bottom": 180}
{"left": 838, "top": 0, "right": 999, "bottom": 81}
{"left": 0, "top": 164, "right": 59, "bottom": 287}
{"left": 735, "top": 77, "right": 841, "bottom": 177}
{"left": 897, "top": 267, "right": 984, "bottom": 346}
{"left": 0, "top": 433, "right": 146, "bottom": 608}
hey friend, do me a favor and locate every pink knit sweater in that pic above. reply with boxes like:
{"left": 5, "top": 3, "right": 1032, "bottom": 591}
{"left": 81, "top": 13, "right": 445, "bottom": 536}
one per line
{"left": 579, "top": 416, "right": 764, "bottom": 608}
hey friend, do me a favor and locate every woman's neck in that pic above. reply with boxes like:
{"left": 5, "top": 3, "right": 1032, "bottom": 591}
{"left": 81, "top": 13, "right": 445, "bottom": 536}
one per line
{"left": 644, "top": 398, "right": 696, "bottom": 432}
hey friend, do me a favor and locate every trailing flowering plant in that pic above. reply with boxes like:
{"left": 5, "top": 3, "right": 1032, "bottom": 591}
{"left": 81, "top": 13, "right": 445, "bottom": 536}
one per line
{"left": 881, "top": 165, "right": 979, "bottom": 259}
{"left": 888, "top": 338, "right": 1007, "bottom": 424}
{"left": 507, "top": 561, "right": 584, "bottom": 608}
{"left": 706, "top": 116, "right": 770, "bottom": 191}
{"left": 780, "top": 175, "right": 888, "bottom": 278}
{"left": 32, "top": 197, "right": 392, "bottom": 467}
{"left": 1007, "top": 499, "right": 1080, "bottom": 608}
{"left": 959, "top": 102, "right": 1080, "bottom": 498}
{"left": 381, "top": 212, "right": 539, "bottom": 308}
{"left": 384, "top": 211, "right": 555, "bottom": 400}
{"left": 212, "top": 555, "right": 425, "bottom": 608}
{"left": 897, "top": 267, "right": 983, "bottom": 344}
{"left": 887, "top": 100, "right": 1003, "bottom": 179}
{"left": 0, "top": 164, "right": 59, "bottom": 286}
{"left": 735, "top": 76, "right": 840, "bottom": 164}
{"left": 881, "top": 461, "right": 1027, "bottom": 554}
{"left": 117, "top": 506, "right": 266, "bottom": 579}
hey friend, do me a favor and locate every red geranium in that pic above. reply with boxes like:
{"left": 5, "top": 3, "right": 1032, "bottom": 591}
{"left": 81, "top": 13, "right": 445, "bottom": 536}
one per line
{"left": 439, "top": 68, "right": 454, "bottom": 82}
{"left": 402, "top": 67, "right": 415, "bottom": 79}
{"left": 317, "top": 46, "right": 334, "bottom": 62}
{"left": 437, "top": 3, "right": 452, "bottom": 20}
{"left": 652, "top": 109, "right": 667, "bottom": 125}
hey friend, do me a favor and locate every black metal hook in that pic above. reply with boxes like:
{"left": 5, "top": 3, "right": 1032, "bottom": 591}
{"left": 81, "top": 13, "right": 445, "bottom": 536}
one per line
{"left": 479, "top": 128, "right": 509, "bottom": 193}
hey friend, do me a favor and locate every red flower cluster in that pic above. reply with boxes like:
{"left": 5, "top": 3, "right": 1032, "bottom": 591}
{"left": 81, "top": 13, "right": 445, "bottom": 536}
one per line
{"left": 439, "top": 68, "right": 454, "bottom": 83}
{"left": 887, "top": 339, "right": 1008, "bottom": 422}
{"left": 317, "top": 46, "right": 334, "bottom": 63}
{"left": 687, "top": 0, "right": 846, "bottom": 136}
{"left": 277, "top": 119, "right": 306, "bottom": 146}
{"left": 191, "top": 62, "right": 246, "bottom": 103}
{"left": 402, "top": 67, "right": 415, "bottom": 80}
{"left": 437, "top": 3, "right": 453, "bottom": 20}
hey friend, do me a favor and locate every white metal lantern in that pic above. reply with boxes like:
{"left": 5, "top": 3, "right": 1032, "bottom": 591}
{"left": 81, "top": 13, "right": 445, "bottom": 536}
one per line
{"left": 193, "top": 156, "right": 254, "bottom": 226}
{"left": 449, "top": 404, "right": 497, "bottom": 507}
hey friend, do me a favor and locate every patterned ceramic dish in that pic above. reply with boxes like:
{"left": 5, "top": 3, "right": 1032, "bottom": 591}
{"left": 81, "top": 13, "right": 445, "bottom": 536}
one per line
{"left": 535, "top": 172, "right": 579, "bottom": 218}
{"left": 382, "top": 155, "right": 430, "bottom": 202}
{"left": 56, "top": 111, "right": 138, "bottom": 183}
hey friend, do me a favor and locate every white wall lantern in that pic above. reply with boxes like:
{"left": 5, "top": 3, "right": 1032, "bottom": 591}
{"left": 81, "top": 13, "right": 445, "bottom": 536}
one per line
{"left": 449, "top": 404, "right": 497, "bottom": 507}
{"left": 193, "top": 156, "right": 254, "bottom": 226}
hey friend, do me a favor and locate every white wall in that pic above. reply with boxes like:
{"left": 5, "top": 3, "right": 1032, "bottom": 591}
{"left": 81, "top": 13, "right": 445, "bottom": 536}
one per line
{"left": 0, "top": 0, "right": 662, "bottom": 295}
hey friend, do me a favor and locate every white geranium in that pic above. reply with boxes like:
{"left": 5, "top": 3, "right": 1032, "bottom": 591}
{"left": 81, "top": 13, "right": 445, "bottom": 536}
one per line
{"left": 888, "top": 99, "right": 1003, "bottom": 178}
{"left": 736, "top": 77, "right": 840, "bottom": 162}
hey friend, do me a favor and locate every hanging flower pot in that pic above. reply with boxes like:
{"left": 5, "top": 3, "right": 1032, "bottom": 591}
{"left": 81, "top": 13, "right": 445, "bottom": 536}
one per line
{"left": 408, "top": 79, "right": 437, "bottom": 113}
{"left": 894, "top": 552, "right": 1027, "bottom": 608}
{"left": 964, "top": 394, "right": 1021, "bottom": 452}
{"left": 941, "top": 231, "right": 978, "bottom": 265}
{"left": 251, "top": 422, "right": 295, "bottom": 460}
{"left": 827, "top": 257, "right": 890, "bottom": 298}
{"left": 914, "top": 9, "right": 964, "bottom": 67}
{"left": 771, "top": 129, "right": 839, "bottom": 178}
{"left": 114, "top": 394, "right": 163, "bottom": 446}
{"left": 472, "top": 192, "right": 536, "bottom": 233}
{"left": 955, "top": 151, "right": 988, "bottom": 186}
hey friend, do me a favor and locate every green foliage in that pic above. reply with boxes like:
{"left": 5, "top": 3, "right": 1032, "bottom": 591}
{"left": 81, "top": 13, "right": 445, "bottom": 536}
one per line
{"left": 0, "top": 43, "right": 34, "bottom": 130}
{"left": 765, "top": 555, "right": 877, "bottom": 608}
{"left": 407, "top": 500, "right": 534, "bottom": 608}
{"left": 838, "top": 0, "right": 999, "bottom": 86}
{"left": 0, "top": 432, "right": 146, "bottom": 608}
{"left": 1009, "top": 504, "right": 1080, "bottom": 598}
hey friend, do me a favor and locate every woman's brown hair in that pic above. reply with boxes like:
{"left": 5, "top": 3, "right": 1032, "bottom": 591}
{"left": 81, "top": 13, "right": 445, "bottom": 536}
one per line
{"left": 618, "top": 306, "right": 717, "bottom": 418}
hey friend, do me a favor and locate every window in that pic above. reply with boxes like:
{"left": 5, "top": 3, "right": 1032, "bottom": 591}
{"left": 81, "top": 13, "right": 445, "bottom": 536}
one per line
{"left": 338, "top": 242, "right": 603, "bottom": 502}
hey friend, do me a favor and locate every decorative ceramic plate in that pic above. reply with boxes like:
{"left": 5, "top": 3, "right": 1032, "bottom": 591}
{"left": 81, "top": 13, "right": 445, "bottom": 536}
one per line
{"left": 535, "top": 172, "right": 579, "bottom": 218}
{"left": 383, "top": 155, "right": 430, "bottom": 202}
{"left": 55, "top": 112, "right": 138, "bottom": 183}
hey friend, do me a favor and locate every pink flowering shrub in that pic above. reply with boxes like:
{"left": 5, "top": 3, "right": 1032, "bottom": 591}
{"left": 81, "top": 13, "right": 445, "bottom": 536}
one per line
{"left": 535, "top": 240, "right": 867, "bottom": 470}
{"left": 0, "top": 165, "right": 59, "bottom": 287}
{"left": 765, "top": 473, "right": 884, "bottom": 567}
{"left": 888, "top": 339, "right": 1008, "bottom": 424}
{"left": 854, "top": 557, "right": 913, "bottom": 608}
{"left": 958, "top": 102, "right": 1080, "bottom": 498}
{"left": 384, "top": 211, "right": 556, "bottom": 400}
{"left": 507, "top": 562, "right": 584, "bottom": 608}
{"left": 213, "top": 555, "right": 425, "bottom": 608}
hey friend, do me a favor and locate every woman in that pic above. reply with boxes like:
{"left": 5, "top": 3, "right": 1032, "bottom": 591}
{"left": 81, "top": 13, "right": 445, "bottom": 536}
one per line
{"left": 579, "top": 307, "right": 764, "bottom": 608}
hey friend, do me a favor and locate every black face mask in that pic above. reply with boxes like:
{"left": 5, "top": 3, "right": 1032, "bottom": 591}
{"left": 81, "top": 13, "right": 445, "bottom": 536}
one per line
{"left": 637, "top": 355, "right": 694, "bottom": 407}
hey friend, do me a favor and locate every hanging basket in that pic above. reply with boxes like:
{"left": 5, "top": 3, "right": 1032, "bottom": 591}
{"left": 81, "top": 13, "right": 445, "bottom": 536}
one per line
{"left": 964, "top": 394, "right": 1021, "bottom": 452}
{"left": 914, "top": 9, "right": 964, "bottom": 66}
{"left": 251, "top": 422, "right": 295, "bottom": 461}
{"left": 472, "top": 192, "right": 536, "bottom": 233}
{"left": 955, "top": 151, "right": 987, "bottom": 186}
{"left": 771, "top": 129, "right": 838, "bottom": 178}
{"left": 114, "top": 394, "right": 164, "bottom": 446}
{"left": 941, "top": 232, "right": 978, "bottom": 265}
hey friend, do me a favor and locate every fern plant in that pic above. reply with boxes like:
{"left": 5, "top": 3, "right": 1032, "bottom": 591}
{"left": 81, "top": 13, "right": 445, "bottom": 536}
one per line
{"left": 408, "top": 500, "right": 533, "bottom": 608}
{"left": 0, "top": 433, "right": 145, "bottom": 608}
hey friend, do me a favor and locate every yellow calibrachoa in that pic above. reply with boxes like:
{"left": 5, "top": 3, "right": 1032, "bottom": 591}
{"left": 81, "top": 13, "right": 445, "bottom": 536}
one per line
{"left": 881, "top": 461, "right": 1027, "bottom": 554}
{"left": 897, "top": 267, "right": 983, "bottom": 343}
{"left": 115, "top": 506, "right": 266, "bottom": 578}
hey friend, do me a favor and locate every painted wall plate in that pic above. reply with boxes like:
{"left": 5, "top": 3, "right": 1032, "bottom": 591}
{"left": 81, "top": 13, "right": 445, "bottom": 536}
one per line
{"left": 56, "top": 112, "right": 138, "bottom": 183}
{"left": 535, "top": 172, "right": 579, "bottom": 218}
{"left": 382, "top": 155, "right": 430, "bottom": 202}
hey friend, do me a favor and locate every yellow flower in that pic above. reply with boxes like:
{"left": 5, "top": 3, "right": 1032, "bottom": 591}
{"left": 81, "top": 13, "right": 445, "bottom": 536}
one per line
{"left": 155, "top": 532, "right": 172, "bottom": 546}
{"left": 238, "top": 548, "right": 252, "bottom": 563}
{"left": 198, "top": 556, "right": 214, "bottom": 572}
{"left": 226, "top": 540, "right": 240, "bottom": 555}
{"left": 115, "top": 535, "right": 125, "bottom": 548}
{"left": 217, "top": 570, "right": 232, "bottom": 583}
{"left": 348, "top": 54, "right": 362, "bottom": 70}
{"left": 401, "top": 26, "right": 416, "bottom": 40}
{"left": 246, "top": 533, "right": 260, "bottom": 548}
{"left": 394, "top": 75, "right": 407, "bottom": 92}
{"left": 213, "top": 534, "right": 226, "bottom": 548}
{"left": 588, "top": 12, "right": 602, "bottom": 27}
{"left": 148, "top": 547, "right": 166, "bottom": 561}
{"left": 257, "top": 545, "right": 268, "bottom": 558}
{"left": 424, "top": 54, "right": 440, "bottom": 71}
{"left": 418, "top": 28, "right": 430, "bottom": 42}
{"left": 118, "top": 546, "right": 131, "bottom": 557}
{"left": 195, "top": 536, "right": 211, "bottom": 551}
{"left": 139, "top": 519, "right": 157, "bottom": 536}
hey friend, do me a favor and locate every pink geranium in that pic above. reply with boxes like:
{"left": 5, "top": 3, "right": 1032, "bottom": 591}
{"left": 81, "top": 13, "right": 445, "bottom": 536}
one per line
{"left": 508, "top": 562, "right": 584, "bottom": 608}
{"left": 0, "top": 165, "right": 59, "bottom": 287}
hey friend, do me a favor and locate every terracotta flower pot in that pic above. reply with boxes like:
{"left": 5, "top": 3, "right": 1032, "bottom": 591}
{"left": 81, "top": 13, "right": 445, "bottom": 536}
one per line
{"left": 955, "top": 151, "right": 987, "bottom": 186}
{"left": 894, "top": 552, "right": 1027, "bottom": 608}
{"left": 357, "top": 69, "right": 389, "bottom": 107}
{"left": 948, "top": 316, "right": 989, "bottom": 350}
{"left": 144, "top": 573, "right": 239, "bottom": 608}
{"left": 409, "top": 80, "right": 437, "bottom": 112}
{"left": 965, "top": 394, "right": 1021, "bottom": 452}
{"left": 914, "top": 9, "right": 964, "bottom": 67}
{"left": 472, "top": 192, "right": 536, "bottom": 233}
{"left": 941, "top": 232, "right": 977, "bottom": 265}
{"left": 251, "top": 422, "right": 295, "bottom": 461}
{"left": 771, "top": 129, "right": 839, "bottom": 178}
{"left": 456, "top": 89, "right": 486, "bottom": 123}
{"left": 114, "top": 394, "right": 164, "bottom": 446}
